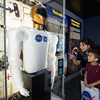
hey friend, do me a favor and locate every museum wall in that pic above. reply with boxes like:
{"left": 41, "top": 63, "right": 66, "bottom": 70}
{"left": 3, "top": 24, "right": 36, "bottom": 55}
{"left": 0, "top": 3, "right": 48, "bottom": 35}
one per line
{"left": 47, "top": 2, "right": 83, "bottom": 78}
{"left": 83, "top": 15, "right": 100, "bottom": 46}
{"left": 47, "top": 1, "right": 83, "bottom": 38}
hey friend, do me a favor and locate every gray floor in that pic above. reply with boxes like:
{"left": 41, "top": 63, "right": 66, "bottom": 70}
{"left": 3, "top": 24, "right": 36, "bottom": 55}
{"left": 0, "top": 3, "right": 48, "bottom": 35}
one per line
{"left": 52, "top": 74, "right": 83, "bottom": 100}
{"left": 51, "top": 92, "right": 63, "bottom": 100}
{"left": 20, "top": 92, "right": 63, "bottom": 100}
{"left": 64, "top": 74, "right": 83, "bottom": 100}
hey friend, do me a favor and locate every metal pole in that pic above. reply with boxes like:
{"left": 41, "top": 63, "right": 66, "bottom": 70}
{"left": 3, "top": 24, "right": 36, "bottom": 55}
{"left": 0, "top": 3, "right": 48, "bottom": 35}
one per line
{"left": 3, "top": 0, "right": 7, "bottom": 99}
{"left": 62, "top": 0, "right": 65, "bottom": 99}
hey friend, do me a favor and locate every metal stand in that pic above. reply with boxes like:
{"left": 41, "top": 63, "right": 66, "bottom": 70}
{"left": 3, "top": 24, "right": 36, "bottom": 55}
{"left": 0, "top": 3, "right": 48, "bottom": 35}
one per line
{"left": 62, "top": 0, "right": 65, "bottom": 99}
{"left": 3, "top": 0, "right": 8, "bottom": 100}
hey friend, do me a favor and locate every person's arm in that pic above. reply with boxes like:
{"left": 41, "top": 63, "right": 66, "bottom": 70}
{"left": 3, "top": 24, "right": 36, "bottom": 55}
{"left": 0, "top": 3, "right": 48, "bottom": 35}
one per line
{"left": 84, "top": 71, "right": 88, "bottom": 86}
{"left": 7, "top": 28, "right": 29, "bottom": 97}
{"left": 68, "top": 53, "right": 81, "bottom": 65}
{"left": 48, "top": 34, "right": 58, "bottom": 89}
{"left": 73, "top": 58, "right": 81, "bottom": 65}
{"left": 88, "top": 80, "right": 100, "bottom": 88}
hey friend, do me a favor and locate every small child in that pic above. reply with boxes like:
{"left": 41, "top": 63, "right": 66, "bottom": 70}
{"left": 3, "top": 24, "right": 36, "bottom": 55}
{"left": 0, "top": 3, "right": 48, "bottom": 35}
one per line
{"left": 84, "top": 49, "right": 100, "bottom": 99}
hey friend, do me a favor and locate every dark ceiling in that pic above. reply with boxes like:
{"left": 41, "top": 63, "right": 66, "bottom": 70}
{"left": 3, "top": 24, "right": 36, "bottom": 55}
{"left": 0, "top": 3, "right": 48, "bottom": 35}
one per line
{"left": 16, "top": 0, "right": 100, "bottom": 19}
{"left": 52, "top": 0, "right": 100, "bottom": 19}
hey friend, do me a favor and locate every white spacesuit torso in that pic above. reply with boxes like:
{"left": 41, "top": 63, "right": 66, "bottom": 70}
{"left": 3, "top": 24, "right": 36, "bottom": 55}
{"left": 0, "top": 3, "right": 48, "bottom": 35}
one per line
{"left": 20, "top": 27, "right": 50, "bottom": 73}
{"left": 7, "top": 26, "right": 58, "bottom": 96}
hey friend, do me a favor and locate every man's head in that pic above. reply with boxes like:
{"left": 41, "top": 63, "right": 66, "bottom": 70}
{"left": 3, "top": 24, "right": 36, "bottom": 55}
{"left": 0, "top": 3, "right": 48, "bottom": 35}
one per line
{"left": 88, "top": 49, "right": 100, "bottom": 63}
{"left": 30, "top": 4, "right": 48, "bottom": 30}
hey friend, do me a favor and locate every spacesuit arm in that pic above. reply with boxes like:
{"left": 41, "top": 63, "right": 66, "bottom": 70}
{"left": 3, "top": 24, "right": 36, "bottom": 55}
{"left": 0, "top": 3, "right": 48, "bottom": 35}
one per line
{"left": 7, "top": 28, "right": 29, "bottom": 97}
{"left": 48, "top": 35, "right": 58, "bottom": 89}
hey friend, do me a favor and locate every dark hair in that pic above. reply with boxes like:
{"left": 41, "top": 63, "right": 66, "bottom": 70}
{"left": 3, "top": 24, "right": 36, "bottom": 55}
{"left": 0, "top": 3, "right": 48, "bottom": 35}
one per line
{"left": 79, "top": 38, "right": 96, "bottom": 48}
{"left": 79, "top": 38, "right": 96, "bottom": 55}
{"left": 88, "top": 49, "right": 100, "bottom": 63}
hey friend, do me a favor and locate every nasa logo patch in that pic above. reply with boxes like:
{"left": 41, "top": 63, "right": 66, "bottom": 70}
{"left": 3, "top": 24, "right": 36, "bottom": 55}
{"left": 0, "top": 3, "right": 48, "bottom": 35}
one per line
{"left": 59, "top": 59, "right": 63, "bottom": 67}
{"left": 82, "top": 91, "right": 95, "bottom": 100}
{"left": 35, "top": 34, "right": 43, "bottom": 42}
{"left": 58, "top": 59, "right": 63, "bottom": 76}
{"left": 59, "top": 68, "right": 63, "bottom": 75}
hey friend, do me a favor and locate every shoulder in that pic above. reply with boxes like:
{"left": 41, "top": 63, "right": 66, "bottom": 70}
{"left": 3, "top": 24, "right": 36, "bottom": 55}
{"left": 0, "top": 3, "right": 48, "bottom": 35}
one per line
{"left": 85, "top": 63, "right": 91, "bottom": 68}
{"left": 76, "top": 52, "right": 83, "bottom": 60}
{"left": 97, "top": 64, "right": 100, "bottom": 67}
{"left": 77, "top": 52, "right": 82, "bottom": 57}
{"left": 49, "top": 35, "right": 58, "bottom": 43}
{"left": 86, "top": 63, "right": 90, "bottom": 66}
{"left": 7, "top": 28, "right": 18, "bottom": 38}
{"left": 85, "top": 63, "right": 91, "bottom": 70}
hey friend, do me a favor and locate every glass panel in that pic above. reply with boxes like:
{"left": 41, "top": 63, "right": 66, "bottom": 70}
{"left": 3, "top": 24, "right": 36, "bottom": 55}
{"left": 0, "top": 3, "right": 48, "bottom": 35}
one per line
{"left": 0, "top": 0, "right": 6, "bottom": 100}
{"left": 3, "top": 0, "right": 66, "bottom": 100}
{"left": 45, "top": 5, "right": 67, "bottom": 99}
{"left": 67, "top": 17, "right": 81, "bottom": 76}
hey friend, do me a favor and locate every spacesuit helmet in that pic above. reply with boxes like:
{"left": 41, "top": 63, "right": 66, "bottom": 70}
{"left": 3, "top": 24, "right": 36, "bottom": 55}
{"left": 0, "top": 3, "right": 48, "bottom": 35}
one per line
{"left": 30, "top": 4, "right": 48, "bottom": 30}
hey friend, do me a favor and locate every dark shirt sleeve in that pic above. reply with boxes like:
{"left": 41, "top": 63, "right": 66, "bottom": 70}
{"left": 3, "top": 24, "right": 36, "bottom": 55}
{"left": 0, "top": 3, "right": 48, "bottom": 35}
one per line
{"left": 76, "top": 52, "right": 83, "bottom": 60}
{"left": 76, "top": 52, "right": 88, "bottom": 68}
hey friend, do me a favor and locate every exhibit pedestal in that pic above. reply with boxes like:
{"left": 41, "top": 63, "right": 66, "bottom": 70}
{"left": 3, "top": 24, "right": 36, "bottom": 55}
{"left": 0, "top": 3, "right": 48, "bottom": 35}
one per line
{"left": 22, "top": 70, "right": 51, "bottom": 100}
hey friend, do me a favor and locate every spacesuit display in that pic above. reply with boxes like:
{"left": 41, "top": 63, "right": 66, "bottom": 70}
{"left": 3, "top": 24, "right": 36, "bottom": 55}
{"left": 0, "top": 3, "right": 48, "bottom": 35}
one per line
{"left": 7, "top": 4, "right": 58, "bottom": 97}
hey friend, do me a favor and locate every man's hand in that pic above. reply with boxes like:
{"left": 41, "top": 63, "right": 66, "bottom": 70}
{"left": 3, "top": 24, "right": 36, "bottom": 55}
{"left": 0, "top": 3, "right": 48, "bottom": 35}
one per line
{"left": 51, "top": 77, "right": 54, "bottom": 89}
{"left": 88, "top": 83, "right": 94, "bottom": 88}
{"left": 20, "top": 87, "right": 30, "bottom": 97}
